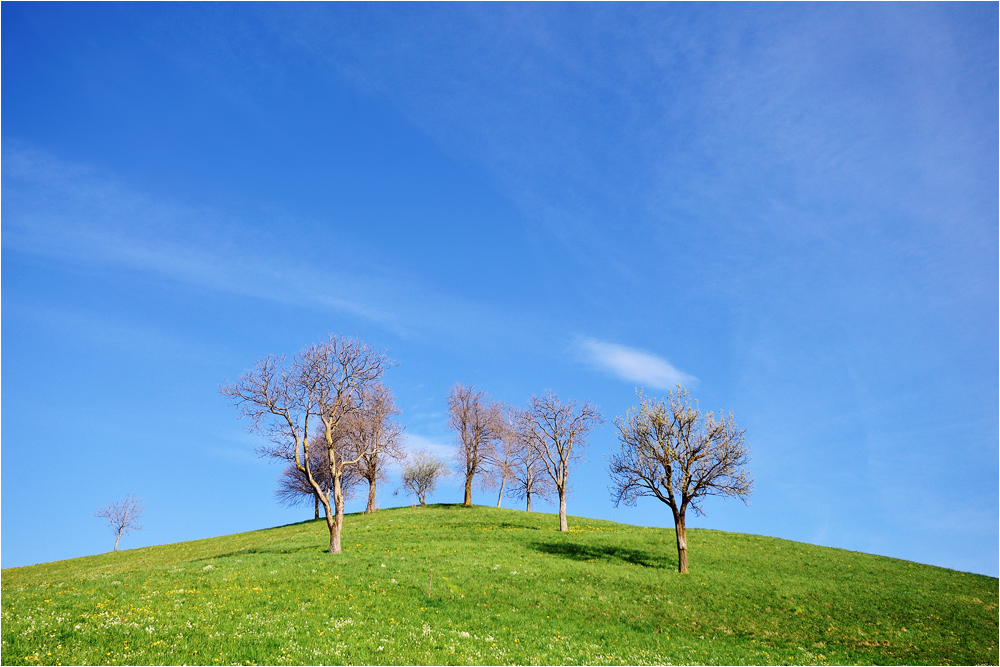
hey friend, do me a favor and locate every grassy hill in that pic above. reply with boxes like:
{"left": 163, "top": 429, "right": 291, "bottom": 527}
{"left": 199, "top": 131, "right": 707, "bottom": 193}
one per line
{"left": 2, "top": 505, "right": 996, "bottom": 666}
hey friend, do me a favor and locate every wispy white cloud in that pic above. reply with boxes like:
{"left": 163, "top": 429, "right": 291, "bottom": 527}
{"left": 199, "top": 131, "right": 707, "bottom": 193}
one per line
{"left": 400, "top": 433, "right": 454, "bottom": 463}
{"left": 575, "top": 337, "right": 696, "bottom": 390}
{"left": 3, "top": 146, "right": 404, "bottom": 326}
{"left": 1, "top": 145, "right": 512, "bottom": 342}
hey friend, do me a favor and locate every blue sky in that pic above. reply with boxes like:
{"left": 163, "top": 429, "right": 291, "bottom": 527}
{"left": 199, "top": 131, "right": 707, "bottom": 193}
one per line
{"left": 2, "top": 3, "right": 996, "bottom": 577}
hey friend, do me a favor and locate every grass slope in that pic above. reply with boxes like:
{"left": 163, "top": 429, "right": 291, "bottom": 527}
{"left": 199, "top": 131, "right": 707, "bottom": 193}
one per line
{"left": 2, "top": 505, "right": 996, "bottom": 666}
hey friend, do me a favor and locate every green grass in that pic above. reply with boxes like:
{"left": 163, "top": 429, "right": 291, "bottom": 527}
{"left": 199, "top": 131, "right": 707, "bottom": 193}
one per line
{"left": 2, "top": 505, "right": 996, "bottom": 666}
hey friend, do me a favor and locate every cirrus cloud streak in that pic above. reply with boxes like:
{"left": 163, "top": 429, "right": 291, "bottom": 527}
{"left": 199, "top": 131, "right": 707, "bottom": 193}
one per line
{"left": 576, "top": 337, "right": 696, "bottom": 391}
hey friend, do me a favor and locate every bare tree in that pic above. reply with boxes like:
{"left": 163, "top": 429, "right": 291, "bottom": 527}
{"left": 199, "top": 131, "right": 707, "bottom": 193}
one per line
{"left": 221, "top": 334, "right": 391, "bottom": 554}
{"left": 276, "top": 460, "right": 326, "bottom": 519}
{"left": 524, "top": 391, "right": 603, "bottom": 531}
{"left": 608, "top": 388, "right": 753, "bottom": 574}
{"left": 397, "top": 449, "right": 450, "bottom": 506}
{"left": 448, "top": 384, "right": 503, "bottom": 507}
{"left": 507, "top": 435, "right": 555, "bottom": 512}
{"left": 485, "top": 405, "right": 521, "bottom": 508}
{"left": 95, "top": 495, "right": 144, "bottom": 552}
{"left": 341, "top": 383, "right": 405, "bottom": 514}
{"left": 275, "top": 435, "right": 361, "bottom": 519}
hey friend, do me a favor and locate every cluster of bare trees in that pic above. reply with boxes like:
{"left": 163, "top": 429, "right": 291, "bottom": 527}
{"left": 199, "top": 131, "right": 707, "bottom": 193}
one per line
{"left": 274, "top": 382, "right": 406, "bottom": 520}
{"left": 222, "top": 335, "right": 401, "bottom": 554}
{"left": 243, "top": 373, "right": 607, "bottom": 535}
{"left": 447, "top": 384, "right": 603, "bottom": 532}
{"left": 222, "top": 335, "right": 753, "bottom": 573}
{"left": 447, "top": 383, "right": 754, "bottom": 569}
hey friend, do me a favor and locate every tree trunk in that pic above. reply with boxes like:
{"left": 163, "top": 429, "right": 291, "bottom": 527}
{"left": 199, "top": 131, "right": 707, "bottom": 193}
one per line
{"left": 319, "top": 490, "right": 336, "bottom": 553}
{"left": 334, "top": 499, "right": 344, "bottom": 553}
{"left": 365, "top": 479, "right": 377, "bottom": 514}
{"left": 496, "top": 476, "right": 506, "bottom": 508}
{"left": 463, "top": 472, "right": 474, "bottom": 507}
{"left": 114, "top": 530, "right": 122, "bottom": 552}
{"left": 674, "top": 513, "right": 688, "bottom": 574}
{"left": 304, "top": 450, "right": 336, "bottom": 554}
{"left": 314, "top": 495, "right": 320, "bottom": 520}
{"left": 526, "top": 490, "right": 531, "bottom": 512}
{"left": 558, "top": 490, "right": 568, "bottom": 532}
{"left": 329, "top": 476, "right": 344, "bottom": 554}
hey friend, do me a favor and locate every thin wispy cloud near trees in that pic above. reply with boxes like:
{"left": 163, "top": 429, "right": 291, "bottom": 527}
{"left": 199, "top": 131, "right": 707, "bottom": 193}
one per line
{"left": 576, "top": 337, "right": 696, "bottom": 390}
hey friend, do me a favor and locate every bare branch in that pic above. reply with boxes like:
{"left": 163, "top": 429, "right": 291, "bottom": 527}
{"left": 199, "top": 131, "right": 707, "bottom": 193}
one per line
{"left": 481, "top": 404, "right": 524, "bottom": 507}
{"left": 275, "top": 434, "right": 362, "bottom": 509}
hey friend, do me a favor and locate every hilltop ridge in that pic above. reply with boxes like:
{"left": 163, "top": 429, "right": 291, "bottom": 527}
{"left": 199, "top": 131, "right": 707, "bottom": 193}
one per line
{"left": 2, "top": 505, "right": 996, "bottom": 665}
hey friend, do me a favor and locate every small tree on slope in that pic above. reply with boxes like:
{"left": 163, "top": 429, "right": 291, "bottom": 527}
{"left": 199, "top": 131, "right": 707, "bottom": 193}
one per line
{"left": 95, "top": 495, "right": 144, "bottom": 552}
{"left": 524, "top": 391, "right": 603, "bottom": 531}
{"left": 343, "top": 382, "right": 405, "bottom": 514}
{"left": 507, "top": 436, "right": 555, "bottom": 512}
{"left": 448, "top": 384, "right": 503, "bottom": 507}
{"left": 485, "top": 404, "right": 522, "bottom": 508}
{"left": 608, "top": 388, "right": 753, "bottom": 573}
{"left": 398, "top": 449, "right": 450, "bottom": 506}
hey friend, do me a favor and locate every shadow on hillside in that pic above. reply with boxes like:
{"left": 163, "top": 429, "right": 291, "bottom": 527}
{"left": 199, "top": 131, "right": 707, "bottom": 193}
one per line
{"left": 529, "top": 541, "right": 674, "bottom": 569}
{"left": 189, "top": 545, "right": 326, "bottom": 562}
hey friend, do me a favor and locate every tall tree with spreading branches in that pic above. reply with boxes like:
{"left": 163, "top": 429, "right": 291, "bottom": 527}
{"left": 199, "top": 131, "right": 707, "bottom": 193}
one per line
{"left": 342, "top": 382, "right": 405, "bottom": 514}
{"left": 524, "top": 391, "right": 603, "bottom": 531}
{"left": 95, "top": 495, "right": 144, "bottom": 552}
{"left": 448, "top": 384, "right": 503, "bottom": 507}
{"left": 608, "top": 388, "right": 753, "bottom": 573}
{"left": 221, "top": 334, "right": 391, "bottom": 554}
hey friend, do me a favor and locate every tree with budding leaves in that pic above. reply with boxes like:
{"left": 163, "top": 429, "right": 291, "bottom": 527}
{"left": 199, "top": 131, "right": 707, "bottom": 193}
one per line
{"left": 608, "top": 387, "right": 753, "bottom": 573}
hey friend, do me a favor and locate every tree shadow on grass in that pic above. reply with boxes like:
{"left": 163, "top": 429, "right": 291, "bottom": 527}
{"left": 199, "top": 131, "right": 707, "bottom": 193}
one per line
{"left": 188, "top": 545, "right": 328, "bottom": 562}
{"left": 466, "top": 521, "right": 544, "bottom": 531}
{"left": 529, "top": 541, "right": 675, "bottom": 569}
